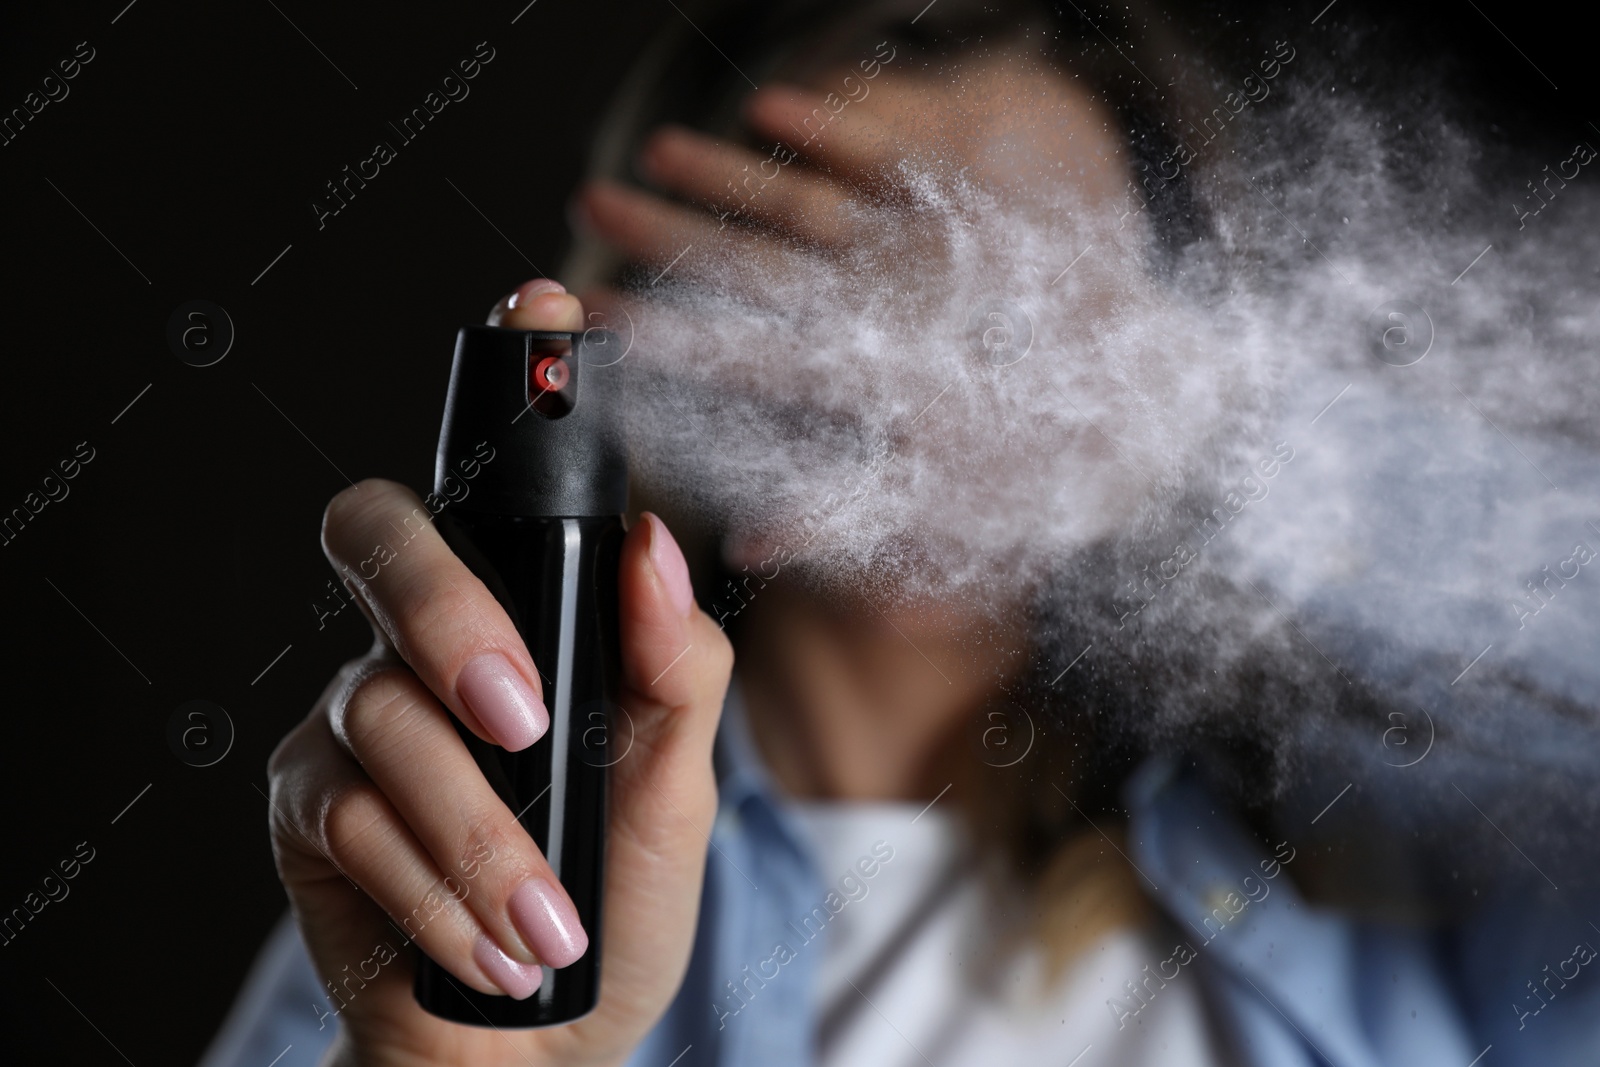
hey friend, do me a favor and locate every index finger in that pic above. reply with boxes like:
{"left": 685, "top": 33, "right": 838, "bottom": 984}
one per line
{"left": 741, "top": 80, "right": 912, "bottom": 191}
{"left": 320, "top": 284, "right": 590, "bottom": 752}
{"left": 323, "top": 478, "right": 550, "bottom": 752}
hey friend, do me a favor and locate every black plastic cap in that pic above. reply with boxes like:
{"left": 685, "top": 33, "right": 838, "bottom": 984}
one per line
{"left": 435, "top": 326, "right": 627, "bottom": 517}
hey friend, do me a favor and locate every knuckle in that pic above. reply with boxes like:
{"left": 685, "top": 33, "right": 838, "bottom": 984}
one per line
{"left": 268, "top": 663, "right": 358, "bottom": 780}
{"left": 392, "top": 573, "right": 504, "bottom": 670}
{"left": 337, "top": 665, "right": 429, "bottom": 755}
{"left": 456, "top": 806, "right": 528, "bottom": 881}
{"left": 323, "top": 478, "right": 383, "bottom": 535}
{"left": 396, "top": 570, "right": 472, "bottom": 640}
{"left": 321, "top": 479, "right": 416, "bottom": 557}
{"left": 700, "top": 625, "right": 736, "bottom": 683}
{"left": 265, "top": 777, "right": 301, "bottom": 842}
{"left": 321, "top": 779, "right": 391, "bottom": 865}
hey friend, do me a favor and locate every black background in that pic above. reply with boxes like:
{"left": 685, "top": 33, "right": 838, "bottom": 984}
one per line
{"left": 0, "top": 0, "right": 1593, "bottom": 1063}
{"left": 0, "top": 2, "right": 666, "bottom": 1062}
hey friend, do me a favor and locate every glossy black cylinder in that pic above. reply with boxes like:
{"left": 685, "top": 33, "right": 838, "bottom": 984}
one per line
{"left": 415, "top": 325, "right": 625, "bottom": 1027}
{"left": 413, "top": 510, "right": 622, "bottom": 1026}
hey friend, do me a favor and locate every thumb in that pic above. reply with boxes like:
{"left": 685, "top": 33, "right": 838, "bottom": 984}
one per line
{"left": 490, "top": 278, "right": 586, "bottom": 331}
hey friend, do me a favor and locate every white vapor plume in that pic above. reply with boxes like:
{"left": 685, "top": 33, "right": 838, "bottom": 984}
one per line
{"left": 609, "top": 43, "right": 1600, "bottom": 860}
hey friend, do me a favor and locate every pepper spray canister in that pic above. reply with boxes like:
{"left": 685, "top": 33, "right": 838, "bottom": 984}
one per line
{"left": 414, "top": 325, "right": 626, "bottom": 1027}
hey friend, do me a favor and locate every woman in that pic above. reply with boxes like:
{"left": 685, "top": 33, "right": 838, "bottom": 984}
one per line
{"left": 205, "top": 1, "right": 1600, "bottom": 1064}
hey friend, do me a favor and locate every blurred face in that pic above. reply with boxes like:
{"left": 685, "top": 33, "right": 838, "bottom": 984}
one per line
{"left": 574, "top": 32, "right": 1239, "bottom": 609}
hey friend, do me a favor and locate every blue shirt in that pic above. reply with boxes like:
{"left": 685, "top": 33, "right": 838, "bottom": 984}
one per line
{"left": 200, "top": 689, "right": 1600, "bottom": 1067}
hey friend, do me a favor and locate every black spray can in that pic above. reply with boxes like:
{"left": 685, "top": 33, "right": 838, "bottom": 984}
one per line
{"left": 415, "top": 325, "right": 626, "bottom": 1027}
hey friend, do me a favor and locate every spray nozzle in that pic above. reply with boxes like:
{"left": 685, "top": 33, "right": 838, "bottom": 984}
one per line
{"left": 529, "top": 337, "right": 575, "bottom": 418}
{"left": 436, "top": 326, "right": 627, "bottom": 517}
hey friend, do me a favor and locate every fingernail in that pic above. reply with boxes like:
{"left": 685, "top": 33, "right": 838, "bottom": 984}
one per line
{"left": 457, "top": 653, "right": 548, "bottom": 752}
{"left": 645, "top": 512, "right": 695, "bottom": 619}
{"left": 473, "top": 934, "right": 543, "bottom": 999}
{"left": 487, "top": 292, "right": 512, "bottom": 326}
{"left": 508, "top": 878, "right": 589, "bottom": 968}
{"left": 509, "top": 278, "right": 566, "bottom": 309}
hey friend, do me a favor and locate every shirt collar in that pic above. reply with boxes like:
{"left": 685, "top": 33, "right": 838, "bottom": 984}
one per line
{"left": 712, "top": 676, "right": 775, "bottom": 810}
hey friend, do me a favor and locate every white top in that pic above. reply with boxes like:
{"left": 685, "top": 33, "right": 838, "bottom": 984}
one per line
{"left": 786, "top": 800, "right": 1225, "bottom": 1067}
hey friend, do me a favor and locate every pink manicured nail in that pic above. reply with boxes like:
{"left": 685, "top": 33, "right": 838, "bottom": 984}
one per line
{"left": 509, "top": 278, "right": 566, "bottom": 308}
{"left": 473, "top": 935, "right": 543, "bottom": 999}
{"left": 508, "top": 878, "right": 589, "bottom": 968}
{"left": 645, "top": 513, "right": 695, "bottom": 619}
{"left": 488, "top": 293, "right": 511, "bottom": 323}
{"left": 457, "top": 653, "right": 548, "bottom": 751}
